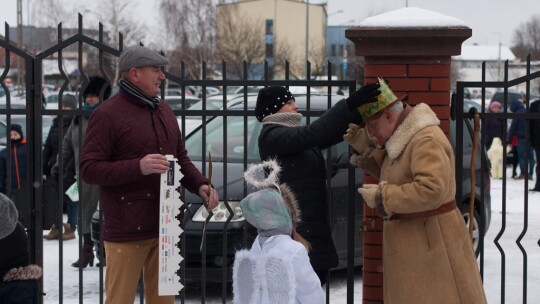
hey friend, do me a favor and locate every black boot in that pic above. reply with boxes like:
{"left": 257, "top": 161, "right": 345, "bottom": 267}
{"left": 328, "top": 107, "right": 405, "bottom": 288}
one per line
{"left": 71, "top": 244, "right": 94, "bottom": 268}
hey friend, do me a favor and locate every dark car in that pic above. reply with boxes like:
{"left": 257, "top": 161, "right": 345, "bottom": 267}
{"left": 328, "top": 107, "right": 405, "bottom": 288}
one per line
{"left": 91, "top": 96, "right": 491, "bottom": 282}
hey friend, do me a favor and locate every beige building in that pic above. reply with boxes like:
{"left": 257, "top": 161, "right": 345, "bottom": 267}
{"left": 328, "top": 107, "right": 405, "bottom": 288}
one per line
{"left": 217, "top": 0, "right": 327, "bottom": 78}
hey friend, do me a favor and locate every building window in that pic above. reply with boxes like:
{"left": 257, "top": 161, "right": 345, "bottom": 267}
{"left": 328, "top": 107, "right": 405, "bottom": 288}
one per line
{"left": 331, "top": 44, "right": 336, "bottom": 57}
{"left": 265, "top": 19, "right": 274, "bottom": 59}
{"left": 265, "top": 19, "right": 273, "bottom": 35}
{"left": 346, "top": 45, "right": 353, "bottom": 57}
{"left": 339, "top": 45, "right": 344, "bottom": 57}
{"left": 266, "top": 44, "right": 273, "bottom": 58}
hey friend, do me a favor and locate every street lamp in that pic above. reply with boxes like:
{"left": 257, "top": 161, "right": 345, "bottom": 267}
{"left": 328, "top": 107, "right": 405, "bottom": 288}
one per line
{"left": 305, "top": 0, "right": 309, "bottom": 78}
{"left": 491, "top": 32, "right": 502, "bottom": 80}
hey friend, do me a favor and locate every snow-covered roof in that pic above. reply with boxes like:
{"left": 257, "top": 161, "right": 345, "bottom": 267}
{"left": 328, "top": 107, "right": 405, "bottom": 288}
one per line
{"left": 359, "top": 7, "right": 468, "bottom": 28}
{"left": 454, "top": 45, "right": 516, "bottom": 61}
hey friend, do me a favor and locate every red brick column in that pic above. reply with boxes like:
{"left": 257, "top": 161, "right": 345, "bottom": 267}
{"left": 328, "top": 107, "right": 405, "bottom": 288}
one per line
{"left": 346, "top": 18, "right": 471, "bottom": 303}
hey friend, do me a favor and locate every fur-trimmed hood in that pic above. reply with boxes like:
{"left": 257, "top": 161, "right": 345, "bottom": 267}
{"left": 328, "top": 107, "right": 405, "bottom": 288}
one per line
{"left": 2, "top": 265, "right": 42, "bottom": 283}
{"left": 386, "top": 103, "right": 440, "bottom": 160}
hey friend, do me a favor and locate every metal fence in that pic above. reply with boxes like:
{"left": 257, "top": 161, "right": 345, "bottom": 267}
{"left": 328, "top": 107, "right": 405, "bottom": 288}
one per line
{"left": 454, "top": 56, "right": 540, "bottom": 304}
{"left": 1, "top": 16, "right": 362, "bottom": 304}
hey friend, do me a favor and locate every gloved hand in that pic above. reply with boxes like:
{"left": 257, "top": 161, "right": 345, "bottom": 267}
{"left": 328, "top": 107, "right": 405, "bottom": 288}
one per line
{"left": 344, "top": 124, "right": 373, "bottom": 155}
{"left": 358, "top": 184, "right": 378, "bottom": 208}
{"left": 346, "top": 82, "right": 381, "bottom": 110}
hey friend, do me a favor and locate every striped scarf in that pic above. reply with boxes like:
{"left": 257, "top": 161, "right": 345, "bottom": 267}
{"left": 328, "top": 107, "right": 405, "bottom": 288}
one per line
{"left": 118, "top": 78, "right": 161, "bottom": 109}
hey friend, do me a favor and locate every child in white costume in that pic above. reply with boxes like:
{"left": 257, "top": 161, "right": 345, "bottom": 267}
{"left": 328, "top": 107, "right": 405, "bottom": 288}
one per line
{"left": 232, "top": 160, "right": 324, "bottom": 304}
{"left": 488, "top": 137, "right": 504, "bottom": 179}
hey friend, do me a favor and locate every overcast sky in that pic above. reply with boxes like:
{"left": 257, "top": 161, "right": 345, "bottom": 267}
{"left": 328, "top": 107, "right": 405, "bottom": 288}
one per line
{"left": 0, "top": 0, "right": 538, "bottom": 47}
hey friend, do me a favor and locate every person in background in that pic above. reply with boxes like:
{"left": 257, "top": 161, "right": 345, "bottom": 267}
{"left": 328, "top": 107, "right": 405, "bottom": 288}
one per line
{"left": 345, "top": 78, "right": 486, "bottom": 303}
{"left": 484, "top": 101, "right": 504, "bottom": 149}
{"left": 508, "top": 100, "right": 536, "bottom": 180}
{"left": 233, "top": 160, "right": 324, "bottom": 304}
{"left": 529, "top": 94, "right": 540, "bottom": 191}
{"left": 509, "top": 135, "right": 519, "bottom": 178}
{"left": 0, "top": 124, "right": 27, "bottom": 196}
{"left": 80, "top": 45, "right": 218, "bottom": 304}
{"left": 0, "top": 193, "right": 42, "bottom": 303}
{"left": 43, "top": 95, "right": 78, "bottom": 241}
{"left": 255, "top": 83, "right": 380, "bottom": 284}
{"left": 57, "top": 76, "right": 112, "bottom": 268}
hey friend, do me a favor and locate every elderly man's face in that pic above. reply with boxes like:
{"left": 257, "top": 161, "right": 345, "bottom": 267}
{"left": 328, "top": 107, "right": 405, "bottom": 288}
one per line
{"left": 132, "top": 66, "right": 165, "bottom": 96}
{"left": 366, "top": 111, "right": 394, "bottom": 145}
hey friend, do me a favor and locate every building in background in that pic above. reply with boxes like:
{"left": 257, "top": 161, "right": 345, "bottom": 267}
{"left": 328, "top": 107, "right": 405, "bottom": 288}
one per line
{"left": 327, "top": 25, "right": 363, "bottom": 81}
{"left": 216, "top": 0, "right": 327, "bottom": 79}
{"left": 453, "top": 44, "right": 540, "bottom": 98}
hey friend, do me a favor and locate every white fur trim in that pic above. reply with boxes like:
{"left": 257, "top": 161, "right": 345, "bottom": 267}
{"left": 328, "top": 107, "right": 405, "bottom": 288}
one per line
{"left": 244, "top": 159, "right": 281, "bottom": 189}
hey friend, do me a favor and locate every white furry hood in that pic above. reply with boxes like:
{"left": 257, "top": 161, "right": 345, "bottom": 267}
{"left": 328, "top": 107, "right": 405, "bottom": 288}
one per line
{"left": 386, "top": 103, "right": 440, "bottom": 160}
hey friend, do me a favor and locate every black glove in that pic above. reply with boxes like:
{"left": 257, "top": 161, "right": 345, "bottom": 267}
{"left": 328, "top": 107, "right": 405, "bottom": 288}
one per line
{"left": 346, "top": 82, "right": 381, "bottom": 110}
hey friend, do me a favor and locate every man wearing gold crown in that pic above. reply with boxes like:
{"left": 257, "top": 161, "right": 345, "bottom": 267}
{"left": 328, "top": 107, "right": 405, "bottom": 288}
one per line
{"left": 344, "top": 78, "right": 487, "bottom": 303}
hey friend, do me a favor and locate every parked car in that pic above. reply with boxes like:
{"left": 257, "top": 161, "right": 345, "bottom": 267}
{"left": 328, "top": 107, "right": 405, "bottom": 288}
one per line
{"left": 164, "top": 94, "right": 200, "bottom": 111}
{"left": 177, "top": 96, "right": 249, "bottom": 136}
{"left": 491, "top": 90, "right": 524, "bottom": 104}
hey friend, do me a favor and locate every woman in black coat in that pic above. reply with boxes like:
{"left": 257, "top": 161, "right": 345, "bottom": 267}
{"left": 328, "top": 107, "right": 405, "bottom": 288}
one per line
{"left": 256, "top": 85, "right": 379, "bottom": 284}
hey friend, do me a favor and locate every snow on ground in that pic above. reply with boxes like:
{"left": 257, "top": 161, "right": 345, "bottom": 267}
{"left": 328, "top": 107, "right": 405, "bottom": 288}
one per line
{"left": 42, "top": 167, "right": 540, "bottom": 303}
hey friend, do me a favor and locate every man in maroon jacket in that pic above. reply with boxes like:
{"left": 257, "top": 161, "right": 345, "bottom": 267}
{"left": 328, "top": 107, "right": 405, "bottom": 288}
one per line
{"left": 80, "top": 45, "right": 218, "bottom": 304}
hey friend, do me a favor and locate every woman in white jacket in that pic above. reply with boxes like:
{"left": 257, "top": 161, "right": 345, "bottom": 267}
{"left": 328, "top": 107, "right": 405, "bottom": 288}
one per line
{"left": 233, "top": 160, "right": 324, "bottom": 304}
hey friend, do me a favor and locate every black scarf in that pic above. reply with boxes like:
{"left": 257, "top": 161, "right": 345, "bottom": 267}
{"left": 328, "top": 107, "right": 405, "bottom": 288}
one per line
{"left": 118, "top": 78, "right": 161, "bottom": 109}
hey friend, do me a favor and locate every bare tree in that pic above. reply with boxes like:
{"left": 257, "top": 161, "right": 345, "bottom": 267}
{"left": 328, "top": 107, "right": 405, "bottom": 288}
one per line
{"left": 215, "top": 5, "right": 264, "bottom": 79}
{"left": 274, "top": 38, "right": 300, "bottom": 79}
{"left": 30, "top": 0, "right": 74, "bottom": 28}
{"left": 511, "top": 14, "right": 540, "bottom": 61}
{"left": 450, "top": 61, "right": 466, "bottom": 89}
{"left": 308, "top": 39, "right": 328, "bottom": 78}
{"left": 159, "top": 0, "right": 216, "bottom": 79}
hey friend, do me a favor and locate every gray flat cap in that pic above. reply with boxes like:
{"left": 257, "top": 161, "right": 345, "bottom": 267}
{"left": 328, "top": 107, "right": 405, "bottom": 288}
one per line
{"left": 119, "top": 45, "right": 168, "bottom": 71}
{"left": 0, "top": 193, "right": 19, "bottom": 240}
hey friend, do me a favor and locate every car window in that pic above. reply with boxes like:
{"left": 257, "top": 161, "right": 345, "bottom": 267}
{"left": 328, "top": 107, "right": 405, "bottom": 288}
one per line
{"left": 186, "top": 116, "right": 260, "bottom": 161}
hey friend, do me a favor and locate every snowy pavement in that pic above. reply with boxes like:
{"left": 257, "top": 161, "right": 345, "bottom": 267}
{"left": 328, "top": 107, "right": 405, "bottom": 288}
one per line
{"left": 41, "top": 167, "right": 540, "bottom": 303}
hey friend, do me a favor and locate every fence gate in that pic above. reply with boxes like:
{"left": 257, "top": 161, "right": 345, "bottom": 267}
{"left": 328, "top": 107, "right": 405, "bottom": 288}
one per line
{"left": 1, "top": 16, "right": 364, "bottom": 304}
{"left": 454, "top": 57, "right": 540, "bottom": 304}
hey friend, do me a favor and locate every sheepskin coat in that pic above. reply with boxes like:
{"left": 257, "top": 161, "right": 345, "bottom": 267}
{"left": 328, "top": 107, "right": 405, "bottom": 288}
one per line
{"left": 352, "top": 103, "right": 487, "bottom": 304}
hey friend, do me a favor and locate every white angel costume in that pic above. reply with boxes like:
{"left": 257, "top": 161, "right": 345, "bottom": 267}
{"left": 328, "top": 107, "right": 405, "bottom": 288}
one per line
{"left": 232, "top": 160, "right": 324, "bottom": 304}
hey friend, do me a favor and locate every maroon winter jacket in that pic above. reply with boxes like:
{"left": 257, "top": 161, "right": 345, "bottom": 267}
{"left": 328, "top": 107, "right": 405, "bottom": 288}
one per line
{"left": 80, "top": 91, "right": 208, "bottom": 242}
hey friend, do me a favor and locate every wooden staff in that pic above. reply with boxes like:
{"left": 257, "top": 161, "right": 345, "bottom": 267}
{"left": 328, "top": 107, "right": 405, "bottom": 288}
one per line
{"left": 469, "top": 109, "right": 481, "bottom": 239}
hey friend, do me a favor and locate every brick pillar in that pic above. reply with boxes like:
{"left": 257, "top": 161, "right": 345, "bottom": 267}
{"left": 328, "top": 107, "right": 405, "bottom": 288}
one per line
{"left": 345, "top": 8, "right": 471, "bottom": 303}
